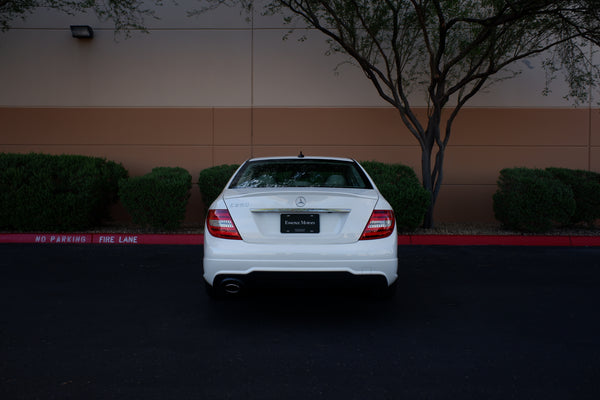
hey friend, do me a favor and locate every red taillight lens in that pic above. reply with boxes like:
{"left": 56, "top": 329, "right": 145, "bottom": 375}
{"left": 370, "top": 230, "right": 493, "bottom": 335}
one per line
{"left": 360, "top": 210, "right": 395, "bottom": 240}
{"left": 206, "top": 209, "right": 242, "bottom": 240}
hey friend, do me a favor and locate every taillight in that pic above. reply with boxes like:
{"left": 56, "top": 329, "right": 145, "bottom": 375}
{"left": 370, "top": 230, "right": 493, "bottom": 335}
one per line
{"left": 360, "top": 210, "right": 395, "bottom": 240}
{"left": 207, "top": 209, "right": 242, "bottom": 240}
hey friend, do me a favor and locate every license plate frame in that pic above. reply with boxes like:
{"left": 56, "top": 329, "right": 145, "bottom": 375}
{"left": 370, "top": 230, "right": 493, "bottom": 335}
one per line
{"left": 281, "top": 213, "right": 320, "bottom": 234}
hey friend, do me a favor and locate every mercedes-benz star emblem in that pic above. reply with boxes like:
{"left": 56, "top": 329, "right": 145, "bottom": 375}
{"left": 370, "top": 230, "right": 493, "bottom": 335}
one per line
{"left": 295, "top": 196, "right": 306, "bottom": 207}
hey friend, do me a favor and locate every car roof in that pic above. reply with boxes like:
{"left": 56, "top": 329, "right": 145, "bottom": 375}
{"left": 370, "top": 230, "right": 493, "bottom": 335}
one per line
{"left": 246, "top": 156, "right": 356, "bottom": 163}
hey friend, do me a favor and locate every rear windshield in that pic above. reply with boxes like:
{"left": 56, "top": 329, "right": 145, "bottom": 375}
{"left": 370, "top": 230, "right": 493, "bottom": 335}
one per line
{"left": 229, "top": 159, "right": 373, "bottom": 189}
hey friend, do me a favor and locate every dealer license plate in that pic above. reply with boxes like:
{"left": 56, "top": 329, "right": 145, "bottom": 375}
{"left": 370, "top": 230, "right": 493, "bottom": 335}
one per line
{"left": 281, "top": 214, "right": 320, "bottom": 233}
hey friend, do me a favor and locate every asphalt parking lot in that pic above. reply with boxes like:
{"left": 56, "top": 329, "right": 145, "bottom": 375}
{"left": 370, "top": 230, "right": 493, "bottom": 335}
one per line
{"left": 1, "top": 244, "right": 600, "bottom": 399}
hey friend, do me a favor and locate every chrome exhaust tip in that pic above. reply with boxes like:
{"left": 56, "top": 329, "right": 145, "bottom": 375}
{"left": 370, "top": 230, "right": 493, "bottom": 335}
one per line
{"left": 221, "top": 278, "right": 244, "bottom": 295}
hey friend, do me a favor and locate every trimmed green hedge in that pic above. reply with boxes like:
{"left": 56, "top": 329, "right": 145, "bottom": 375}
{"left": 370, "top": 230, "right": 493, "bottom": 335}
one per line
{"left": 119, "top": 167, "right": 192, "bottom": 231}
{"left": 493, "top": 168, "right": 577, "bottom": 233}
{"left": 360, "top": 161, "right": 431, "bottom": 231}
{"left": 547, "top": 168, "right": 600, "bottom": 227}
{"left": 197, "top": 164, "right": 240, "bottom": 213}
{"left": 0, "top": 153, "right": 127, "bottom": 231}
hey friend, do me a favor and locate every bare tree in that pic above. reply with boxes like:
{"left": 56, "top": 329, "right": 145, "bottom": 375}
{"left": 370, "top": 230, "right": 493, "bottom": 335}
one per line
{"left": 200, "top": 0, "right": 600, "bottom": 227}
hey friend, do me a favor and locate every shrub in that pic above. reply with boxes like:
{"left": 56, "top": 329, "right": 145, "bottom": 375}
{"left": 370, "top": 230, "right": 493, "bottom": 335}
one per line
{"left": 197, "top": 164, "right": 240, "bottom": 213}
{"left": 0, "top": 153, "right": 127, "bottom": 231}
{"left": 493, "top": 168, "right": 576, "bottom": 233}
{"left": 119, "top": 167, "right": 192, "bottom": 231}
{"left": 546, "top": 168, "right": 600, "bottom": 227}
{"left": 360, "top": 161, "right": 431, "bottom": 231}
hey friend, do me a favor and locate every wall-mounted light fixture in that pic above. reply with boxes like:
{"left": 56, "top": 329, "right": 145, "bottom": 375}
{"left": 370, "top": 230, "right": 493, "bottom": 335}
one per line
{"left": 70, "top": 25, "right": 94, "bottom": 39}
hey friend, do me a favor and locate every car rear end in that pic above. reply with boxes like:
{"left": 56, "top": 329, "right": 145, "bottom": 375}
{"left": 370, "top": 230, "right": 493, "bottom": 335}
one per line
{"left": 203, "top": 157, "right": 398, "bottom": 296}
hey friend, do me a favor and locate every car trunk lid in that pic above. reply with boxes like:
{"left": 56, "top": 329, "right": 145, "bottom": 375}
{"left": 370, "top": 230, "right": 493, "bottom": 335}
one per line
{"left": 223, "top": 188, "right": 378, "bottom": 244}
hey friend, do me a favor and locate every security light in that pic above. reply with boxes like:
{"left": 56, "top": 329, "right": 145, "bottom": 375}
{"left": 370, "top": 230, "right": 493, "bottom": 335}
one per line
{"left": 70, "top": 25, "right": 94, "bottom": 39}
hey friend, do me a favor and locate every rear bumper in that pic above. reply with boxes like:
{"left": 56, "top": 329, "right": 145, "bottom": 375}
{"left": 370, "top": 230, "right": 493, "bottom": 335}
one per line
{"left": 203, "top": 233, "right": 398, "bottom": 286}
{"left": 210, "top": 271, "right": 391, "bottom": 291}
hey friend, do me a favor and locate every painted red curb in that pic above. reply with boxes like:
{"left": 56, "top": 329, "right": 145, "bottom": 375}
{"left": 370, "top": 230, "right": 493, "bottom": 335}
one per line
{"left": 0, "top": 233, "right": 93, "bottom": 244}
{"left": 397, "top": 235, "right": 412, "bottom": 245}
{"left": 0, "top": 233, "right": 598, "bottom": 246}
{"left": 92, "top": 233, "right": 204, "bottom": 245}
{"left": 569, "top": 236, "right": 600, "bottom": 247}
{"left": 0, "top": 233, "right": 203, "bottom": 245}
{"left": 406, "top": 235, "right": 572, "bottom": 247}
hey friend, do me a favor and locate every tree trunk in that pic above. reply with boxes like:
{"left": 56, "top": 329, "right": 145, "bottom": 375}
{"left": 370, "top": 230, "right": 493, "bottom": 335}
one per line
{"left": 421, "top": 112, "right": 443, "bottom": 229}
{"left": 421, "top": 124, "right": 436, "bottom": 229}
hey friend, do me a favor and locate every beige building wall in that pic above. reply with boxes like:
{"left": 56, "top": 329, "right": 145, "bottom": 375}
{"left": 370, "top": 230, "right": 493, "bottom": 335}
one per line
{"left": 1, "top": 4, "right": 598, "bottom": 225}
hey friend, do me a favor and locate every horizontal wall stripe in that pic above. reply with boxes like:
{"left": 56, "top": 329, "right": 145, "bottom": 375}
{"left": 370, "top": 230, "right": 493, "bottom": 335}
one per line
{"left": 1, "top": 106, "right": 597, "bottom": 224}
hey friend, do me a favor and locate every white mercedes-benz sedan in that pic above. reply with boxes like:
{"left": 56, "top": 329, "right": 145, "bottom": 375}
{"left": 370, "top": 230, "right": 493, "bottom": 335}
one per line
{"left": 203, "top": 156, "right": 398, "bottom": 297}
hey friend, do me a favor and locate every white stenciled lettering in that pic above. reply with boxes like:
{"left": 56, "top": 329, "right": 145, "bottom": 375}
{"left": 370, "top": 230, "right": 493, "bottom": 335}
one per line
{"left": 99, "top": 236, "right": 115, "bottom": 243}
{"left": 35, "top": 234, "right": 88, "bottom": 244}
{"left": 119, "top": 236, "right": 138, "bottom": 244}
